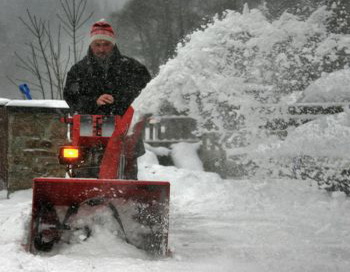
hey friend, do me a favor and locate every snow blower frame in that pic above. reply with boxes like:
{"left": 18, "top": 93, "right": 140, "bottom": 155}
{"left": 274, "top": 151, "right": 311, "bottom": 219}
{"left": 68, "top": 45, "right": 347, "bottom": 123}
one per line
{"left": 28, "top": 107, "right": 170, "bottom": 255}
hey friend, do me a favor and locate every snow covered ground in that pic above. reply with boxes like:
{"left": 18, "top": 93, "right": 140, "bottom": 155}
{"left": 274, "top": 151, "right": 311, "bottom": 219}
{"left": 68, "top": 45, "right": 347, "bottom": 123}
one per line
{"left": 1, "top": 156, "right": 350, "bottom": 272}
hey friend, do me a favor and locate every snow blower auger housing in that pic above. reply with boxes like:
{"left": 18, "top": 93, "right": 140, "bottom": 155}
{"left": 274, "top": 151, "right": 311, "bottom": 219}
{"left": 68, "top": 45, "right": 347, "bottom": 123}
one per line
{"left": 28, "top": 107, "right": 170, "bottom": 256}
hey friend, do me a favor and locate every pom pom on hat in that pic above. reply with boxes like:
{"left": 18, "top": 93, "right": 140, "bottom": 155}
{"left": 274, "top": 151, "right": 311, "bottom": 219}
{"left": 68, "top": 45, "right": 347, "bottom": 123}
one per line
{"left": 90, "top": 19, "right": 116, "bottom": 44}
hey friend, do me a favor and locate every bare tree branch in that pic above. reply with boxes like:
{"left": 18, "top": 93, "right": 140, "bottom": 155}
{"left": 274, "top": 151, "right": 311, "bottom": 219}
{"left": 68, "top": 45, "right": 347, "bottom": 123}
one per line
{"left": 13, "top": 0, "right": 92, "bottom": 99}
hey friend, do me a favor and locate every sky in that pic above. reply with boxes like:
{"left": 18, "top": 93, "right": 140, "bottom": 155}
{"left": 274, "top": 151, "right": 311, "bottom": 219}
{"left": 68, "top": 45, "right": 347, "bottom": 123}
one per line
{"left": 0, "top": 0, "right": 129, "bottom": 99}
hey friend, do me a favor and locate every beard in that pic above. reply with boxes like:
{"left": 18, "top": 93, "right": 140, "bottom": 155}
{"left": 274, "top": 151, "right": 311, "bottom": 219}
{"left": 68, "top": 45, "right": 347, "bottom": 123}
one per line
{"left": 94, "top": 52, "right": 113, "bottom": 70}
{"left": 94, "top": 51, "right": 112, "bottom": 61}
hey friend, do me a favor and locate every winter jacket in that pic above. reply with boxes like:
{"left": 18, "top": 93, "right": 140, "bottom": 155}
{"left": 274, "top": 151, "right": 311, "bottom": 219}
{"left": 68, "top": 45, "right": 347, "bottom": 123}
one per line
{"left": 63, "top": 46, "right": 151, "bottom": 115}
{"left": 64, "top": 46, "right": 151, "bottom": 159}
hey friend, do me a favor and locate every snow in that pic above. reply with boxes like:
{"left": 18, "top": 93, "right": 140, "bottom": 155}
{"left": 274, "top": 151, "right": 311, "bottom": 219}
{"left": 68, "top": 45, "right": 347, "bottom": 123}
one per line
{"left": 1, "top": 161, "right": 350, "bottom": 271}
{"left": 254, "top": 111, "right": 350, "bottom": 159}
{"left": 0, "top": 98, "right": 10, "bottom": 105}
{"left": 144, "top": 142, "right": 203, "bottom": 171}
{"left": 4, "top": 99, "right": 69, "bottom": 108}
{"left": 139, "top": 149, "right": 160, "bottom": 165}
{"left": 298, "top": 69, "right": 350, "bottom": 103}
{"left": 144, "top": 144, "right": 170, "bottom": 157}
{"left": 133, "top": 5, "right": 350, "bottom": 160}
{"left": 170, "top": 142, "right": 203, "bottom": 171}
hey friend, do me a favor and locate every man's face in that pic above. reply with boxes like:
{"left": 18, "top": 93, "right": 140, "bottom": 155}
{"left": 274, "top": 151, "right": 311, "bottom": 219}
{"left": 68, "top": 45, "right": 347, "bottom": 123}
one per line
{"left": 90, "top": 40, "right": 114, "bottom": 60}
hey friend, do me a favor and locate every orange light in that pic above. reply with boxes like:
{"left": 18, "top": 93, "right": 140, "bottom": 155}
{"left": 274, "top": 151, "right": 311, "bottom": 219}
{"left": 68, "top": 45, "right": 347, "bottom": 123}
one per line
{"left": 63, "top": 148, "right": 79, "bottom": 158}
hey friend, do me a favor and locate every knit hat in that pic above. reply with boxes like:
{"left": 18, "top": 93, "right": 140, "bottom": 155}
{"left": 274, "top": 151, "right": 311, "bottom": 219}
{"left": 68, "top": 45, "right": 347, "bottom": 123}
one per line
{"left": 90, "top": 20, "right": 116, "bottom": 44}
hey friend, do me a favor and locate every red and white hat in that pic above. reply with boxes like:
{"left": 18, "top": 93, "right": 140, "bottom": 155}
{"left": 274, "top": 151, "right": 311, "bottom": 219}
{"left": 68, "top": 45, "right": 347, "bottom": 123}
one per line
{"left": 90, "top": 19, "right": 116, "bottom": 44}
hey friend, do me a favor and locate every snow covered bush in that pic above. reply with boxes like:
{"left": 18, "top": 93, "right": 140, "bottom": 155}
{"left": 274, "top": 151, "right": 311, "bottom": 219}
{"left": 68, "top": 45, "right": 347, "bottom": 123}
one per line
{"left": 252, "top": 111, "right": 350, "bottom": 194}
{"left": 298, "top": 69, "right": 350, "bottom": 103}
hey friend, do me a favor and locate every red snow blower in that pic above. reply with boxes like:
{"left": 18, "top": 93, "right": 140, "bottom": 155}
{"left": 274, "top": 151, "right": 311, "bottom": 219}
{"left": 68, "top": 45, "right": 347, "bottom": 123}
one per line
{"left": 28, "top": 107, "right": 170, "bottom": 255}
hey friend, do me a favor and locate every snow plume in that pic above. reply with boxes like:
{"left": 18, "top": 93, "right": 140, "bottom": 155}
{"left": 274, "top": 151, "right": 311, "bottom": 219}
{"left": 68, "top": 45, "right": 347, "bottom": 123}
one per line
{"left": 134, "top": 6, "right": 350, "bottom": 179}
{"left": 135, "top": 6, "right": 347, "bottom": 132}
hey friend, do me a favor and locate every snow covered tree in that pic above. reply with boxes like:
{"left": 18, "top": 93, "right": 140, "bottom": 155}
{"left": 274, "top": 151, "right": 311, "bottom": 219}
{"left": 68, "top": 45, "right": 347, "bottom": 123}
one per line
{"left": 326, "top": 0, "right": 350, "bottom": 34}
{"left": 262, "top": 0, "right": 325, "bottom": 19}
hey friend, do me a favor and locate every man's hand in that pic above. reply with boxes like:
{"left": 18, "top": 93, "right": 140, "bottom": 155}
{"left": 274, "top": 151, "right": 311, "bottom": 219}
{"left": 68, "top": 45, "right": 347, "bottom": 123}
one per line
{"left": 97, "top": 94, "right": 114, "bottom": 106}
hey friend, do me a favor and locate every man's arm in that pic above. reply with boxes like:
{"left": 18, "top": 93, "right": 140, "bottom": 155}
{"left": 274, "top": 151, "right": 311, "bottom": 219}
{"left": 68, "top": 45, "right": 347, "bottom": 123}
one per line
{"left": 113, "top": 61, "right": 151, "bottom": 115}
{"left": 63, "top": 65, "right": 99, "bottom": 114}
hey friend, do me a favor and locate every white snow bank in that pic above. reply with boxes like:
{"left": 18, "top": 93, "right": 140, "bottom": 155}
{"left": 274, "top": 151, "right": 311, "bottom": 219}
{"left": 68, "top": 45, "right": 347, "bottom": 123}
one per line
{"left": 5, "top": 99, "right": 69, "bottom": 108}
{"left": 0, "top": 98, "right": 10, "bottom": 105}
{"left": 299, "top": 69, "right": 350, "bottom": 103}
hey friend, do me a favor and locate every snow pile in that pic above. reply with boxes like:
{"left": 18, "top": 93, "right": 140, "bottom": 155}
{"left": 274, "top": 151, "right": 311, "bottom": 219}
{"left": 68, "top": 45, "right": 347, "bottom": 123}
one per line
{"left": 298, "top": 69, "right": 350, "bottom": 103}
{"left": 4, "top": 99, "right": 69, "bottom": 108}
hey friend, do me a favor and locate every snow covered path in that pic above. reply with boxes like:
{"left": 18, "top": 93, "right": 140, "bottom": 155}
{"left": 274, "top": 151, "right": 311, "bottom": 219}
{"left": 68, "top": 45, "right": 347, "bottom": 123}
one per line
{"left": 1, "top": 164, "right": 350, "bottom": 272}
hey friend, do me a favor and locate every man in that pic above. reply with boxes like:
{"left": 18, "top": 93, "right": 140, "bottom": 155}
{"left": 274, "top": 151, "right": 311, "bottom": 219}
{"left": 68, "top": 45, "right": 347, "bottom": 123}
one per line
{"left": 63, "top": 20, "right": 151, "bottom": 179}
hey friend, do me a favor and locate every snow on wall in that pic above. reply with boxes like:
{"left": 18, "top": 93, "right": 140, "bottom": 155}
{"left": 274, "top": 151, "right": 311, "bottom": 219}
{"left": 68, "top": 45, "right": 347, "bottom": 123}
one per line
{"left": 0, "top": 98, "right": 10, "bottom": 105}
{"left": 0, "top": 99, "right": 69, "bottom": 108}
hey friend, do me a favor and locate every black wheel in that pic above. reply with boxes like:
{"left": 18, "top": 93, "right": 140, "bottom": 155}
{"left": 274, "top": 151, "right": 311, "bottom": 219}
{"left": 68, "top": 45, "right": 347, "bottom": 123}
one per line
{"left": 33, "top": 202, "right": 61, "bottom": 252}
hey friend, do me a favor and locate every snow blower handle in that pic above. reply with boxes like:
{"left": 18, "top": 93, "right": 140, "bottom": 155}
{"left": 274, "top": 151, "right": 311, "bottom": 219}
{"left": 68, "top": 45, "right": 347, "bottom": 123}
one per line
{"left": 99, "top": 106, "right": 135, "bottom": 179}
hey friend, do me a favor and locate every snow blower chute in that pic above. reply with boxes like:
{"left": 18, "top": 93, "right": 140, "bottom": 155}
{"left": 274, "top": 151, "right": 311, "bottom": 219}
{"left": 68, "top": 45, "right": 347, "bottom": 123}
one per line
{"left": 28, "top": 107, "right": 170, "bottom": 255}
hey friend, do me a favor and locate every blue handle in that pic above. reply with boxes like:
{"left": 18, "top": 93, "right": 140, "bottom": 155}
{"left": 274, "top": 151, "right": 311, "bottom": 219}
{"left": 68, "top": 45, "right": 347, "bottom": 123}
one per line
{"left": 19, "top": 84, "right": 32, "bottom": 100}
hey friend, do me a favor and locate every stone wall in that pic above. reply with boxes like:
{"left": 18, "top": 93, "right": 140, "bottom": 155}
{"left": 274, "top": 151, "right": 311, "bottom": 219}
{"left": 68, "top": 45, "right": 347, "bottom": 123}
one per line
{"left": 0, "top": 106, "right": 7, "bottom": 190}
{"left": 1, "top": 106, "right": 68, "bottom": 193}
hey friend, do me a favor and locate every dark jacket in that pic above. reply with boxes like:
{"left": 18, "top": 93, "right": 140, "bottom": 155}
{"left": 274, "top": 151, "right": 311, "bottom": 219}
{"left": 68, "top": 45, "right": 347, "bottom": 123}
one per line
{"left": 64, "top": 46, "right": 151, "bottom": 116}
